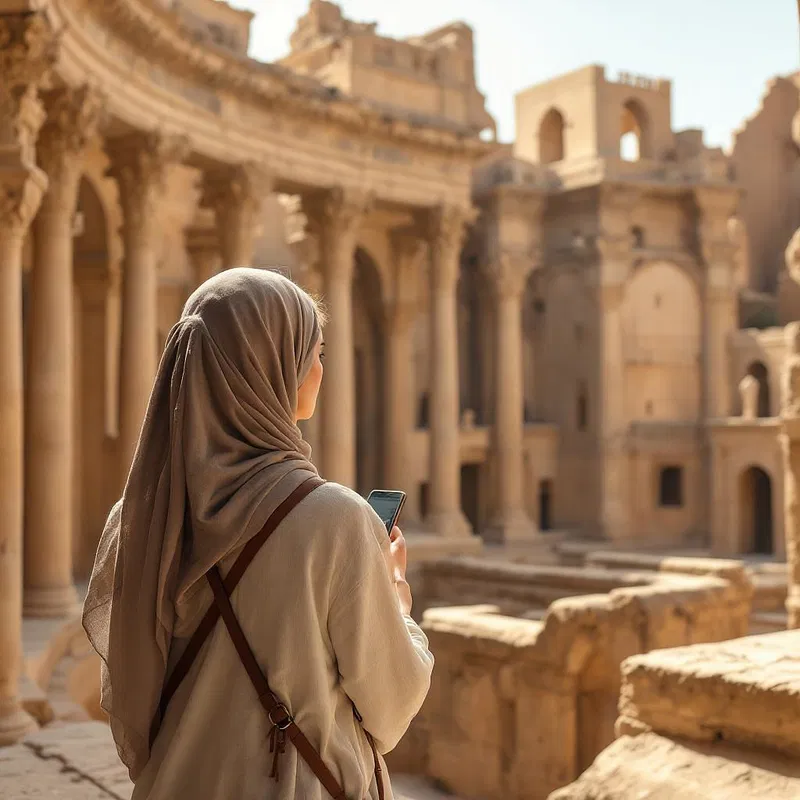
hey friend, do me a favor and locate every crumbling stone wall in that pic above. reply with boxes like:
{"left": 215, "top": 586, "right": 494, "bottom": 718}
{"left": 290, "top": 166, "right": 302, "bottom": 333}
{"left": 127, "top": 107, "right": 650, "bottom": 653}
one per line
{"left": 389, "top": 558, "right": 752, "bottom": 800}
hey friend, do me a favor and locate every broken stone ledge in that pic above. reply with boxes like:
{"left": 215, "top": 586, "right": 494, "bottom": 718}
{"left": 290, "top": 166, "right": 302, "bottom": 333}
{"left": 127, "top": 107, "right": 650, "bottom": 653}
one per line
{"left": 552, "top": 631, "right": 800, "bottom": 799}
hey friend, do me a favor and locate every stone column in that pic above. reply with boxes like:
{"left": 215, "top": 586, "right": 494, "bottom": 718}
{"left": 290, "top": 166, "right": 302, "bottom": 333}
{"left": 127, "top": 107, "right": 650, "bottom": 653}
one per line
{"left": 304, "top": 187, "right": 372, "bottom": 487}
{"left": 0, "top": 12, "right": 54, "bottom": 745}
{"left": 696, "top": 187, "right": 739, "bottom": 419}
{"left": 781, "top": 322, "right": 800, "bottom": 629}
{"left": 288, "top": 226, "right": 324, "bottom": 466}
{"left": 425, "top": 205, "right": 476, "bottom": 537}
{"left": 484, "top": 250, "right": 537, "bottom": 541}
{"left": 107, "top": 132, "right": 189, "bottom": 477}
{"left": 597, "top": 236, "right": 630, "bottom": 541}
{"left": 186, "top": 225, "right": 220, "bottom": 290}
{"left": 23, "top": 86, "right": 103, "bottom": 618}
{"left": 202, "top": 161, "right": 273, "bottom": 268}
{"left": 385, "top": 231, "right": 426, "bottom": 525}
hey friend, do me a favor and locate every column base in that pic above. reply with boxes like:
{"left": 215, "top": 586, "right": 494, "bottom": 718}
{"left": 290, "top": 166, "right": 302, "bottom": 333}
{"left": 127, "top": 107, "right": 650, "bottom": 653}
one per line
{"left": 0, "top": 697, "right": 38, "bottom": 746}
{"left": 23, "top": 584, "right": 81, "bottom": 619}
{"left": 482, "top": 510, "right": 538, "bottom": 544}
{"left": 424, "top": 509, "right": 473, "bottom": 538}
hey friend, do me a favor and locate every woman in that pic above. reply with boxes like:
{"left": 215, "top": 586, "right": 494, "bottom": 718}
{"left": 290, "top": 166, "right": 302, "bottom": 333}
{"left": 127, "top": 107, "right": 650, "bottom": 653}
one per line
{"left": 82, "top": 267, "right": 433, "bottom": 799}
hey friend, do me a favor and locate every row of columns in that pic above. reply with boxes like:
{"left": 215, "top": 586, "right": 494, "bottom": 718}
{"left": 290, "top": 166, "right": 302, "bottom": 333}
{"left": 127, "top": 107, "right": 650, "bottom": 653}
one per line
{"left": 0, "top": 12, "right": 56, "bottom": 745}
{"left": 0, "top": 16, "right": 543, "bottom": 745}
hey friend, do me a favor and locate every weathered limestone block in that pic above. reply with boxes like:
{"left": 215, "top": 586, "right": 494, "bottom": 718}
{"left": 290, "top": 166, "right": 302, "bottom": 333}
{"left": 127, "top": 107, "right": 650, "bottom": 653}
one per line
{"left": 554, "top": 631, "right": 800, "bottom": 799}
{"left": 549, "top": 732, "right": 800, "bottom": 800}
{"left": 617, "top": 632, "right": 800, "bottom": 757}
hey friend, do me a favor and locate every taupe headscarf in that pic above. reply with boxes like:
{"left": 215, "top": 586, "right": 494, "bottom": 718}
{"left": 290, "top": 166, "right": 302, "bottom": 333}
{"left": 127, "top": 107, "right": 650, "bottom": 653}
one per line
{"left": 82, "top": 268, "right": 322, "bottom": 779}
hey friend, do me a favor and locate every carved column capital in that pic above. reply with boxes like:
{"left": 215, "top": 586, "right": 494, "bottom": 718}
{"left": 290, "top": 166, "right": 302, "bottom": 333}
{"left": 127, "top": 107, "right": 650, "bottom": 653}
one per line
{"left": 0, "top": 13, "right": 58, "bottom": 167}
{"left": 0, "top": 166, "right": 48, "bottom": 238}
{"left": 201, "top": 161, "right": 274, "bottom": 218}
{"left": 38, "top": 85, "right": 105, "bottom": 211}
{"left": 427, "top": 204, "right": 477, "bottom": 291}
{"left": 106, "top": 131, "right": 190, "bottom": 243}
{"left": 305, "top": 186, "right": 373, "bottom": 278}
{"left": 485, "top": 248, "right": 536, "bottom": 300}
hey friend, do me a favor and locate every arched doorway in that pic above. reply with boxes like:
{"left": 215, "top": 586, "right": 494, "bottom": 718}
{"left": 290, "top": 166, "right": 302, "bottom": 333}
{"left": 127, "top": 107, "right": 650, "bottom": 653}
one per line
{"left": 352, "top": 248, "right": 385, "bottom": 496}
{"left": 746, "top": 361, "right": 771, "bottom": 417}
{"left": 740, "top": 466, "right": 773, "bottom": 555}
{"left": 539, "top": 108, "right": 565, "bottom": 164}
{"left": 620, "top": 99, "right": 650, "bottom": 161}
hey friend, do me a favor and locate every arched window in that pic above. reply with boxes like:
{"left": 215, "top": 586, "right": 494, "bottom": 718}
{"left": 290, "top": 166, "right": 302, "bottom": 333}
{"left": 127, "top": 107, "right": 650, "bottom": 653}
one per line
{"left": 631, "top": 225, "right": 645, "bottom": 249}
{"left": 539, "top": 108, "right": 565, "bottom": 164}
{"left": 740, "top": 466, "right": 773, "bottom": 555}
{"left": 658, "top": 466, "right": 683, "bottom": 508}
{"left": 620, "top": 99, "right": 650, "bottom": 161}
{"left": 746, "top": 361, "right": 771, "bottom": 418}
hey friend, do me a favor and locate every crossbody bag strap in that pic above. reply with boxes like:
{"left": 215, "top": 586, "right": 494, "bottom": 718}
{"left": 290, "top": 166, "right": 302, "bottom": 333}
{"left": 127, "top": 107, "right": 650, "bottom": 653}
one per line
{"left": 206, "top": 565, "right": 352, "bottom": 800}
{"left": 149, "top": 475, "right": 325, "bottom": 747}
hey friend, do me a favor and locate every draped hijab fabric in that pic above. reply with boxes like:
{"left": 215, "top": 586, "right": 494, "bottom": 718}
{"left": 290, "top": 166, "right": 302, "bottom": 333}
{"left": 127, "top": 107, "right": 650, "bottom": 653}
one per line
{"left": 82, "top": 268, "right": 322, "bottom": 780}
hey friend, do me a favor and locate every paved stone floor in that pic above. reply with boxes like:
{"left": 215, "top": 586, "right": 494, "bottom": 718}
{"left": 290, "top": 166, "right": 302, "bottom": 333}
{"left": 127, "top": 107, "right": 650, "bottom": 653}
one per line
{"left": 0, "top": 721, "right": 459, "bottom": 799}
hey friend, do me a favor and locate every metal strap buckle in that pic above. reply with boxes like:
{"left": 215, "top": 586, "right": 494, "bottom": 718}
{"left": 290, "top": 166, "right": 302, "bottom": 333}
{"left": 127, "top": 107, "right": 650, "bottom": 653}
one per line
{"left": 269, "top": 703, "right": 293, "bottom": 731}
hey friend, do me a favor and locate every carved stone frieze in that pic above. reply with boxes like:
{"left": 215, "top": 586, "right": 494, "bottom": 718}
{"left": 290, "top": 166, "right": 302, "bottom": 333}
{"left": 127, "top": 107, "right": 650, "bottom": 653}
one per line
{"left": 106, "top": 131, "right": 190, "bottom": 244}
{"left": 427, "top": 204, "right": 478, "bottom": 291}
{"left": 37, "top": 85, "right": 105, "bottom": 211}
{"left": 0, "top": 13, "right": 58, "bottom": 167}
{"left": 86, "top": 0, "right": 491, "bottom": 159}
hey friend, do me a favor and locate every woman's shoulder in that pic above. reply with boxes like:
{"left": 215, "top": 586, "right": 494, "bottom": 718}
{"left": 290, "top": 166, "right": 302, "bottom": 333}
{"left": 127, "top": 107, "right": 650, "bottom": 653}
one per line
{"left": 293, "top": 480, "right": 384, "bottom": 546}
{"left": 301, "top": 480, "right": 373, "bottom": 521}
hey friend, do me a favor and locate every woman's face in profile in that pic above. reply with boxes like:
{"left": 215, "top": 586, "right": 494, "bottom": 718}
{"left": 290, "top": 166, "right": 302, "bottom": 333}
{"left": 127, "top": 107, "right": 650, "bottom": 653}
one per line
{"left": 296, "top": 337, "right": 324, "bottom": 422}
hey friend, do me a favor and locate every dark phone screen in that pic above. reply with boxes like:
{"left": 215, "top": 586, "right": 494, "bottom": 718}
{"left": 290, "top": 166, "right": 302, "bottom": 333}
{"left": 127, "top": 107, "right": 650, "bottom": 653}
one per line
{"left": 367, "top": 491, "right": 405, "bottom": 533}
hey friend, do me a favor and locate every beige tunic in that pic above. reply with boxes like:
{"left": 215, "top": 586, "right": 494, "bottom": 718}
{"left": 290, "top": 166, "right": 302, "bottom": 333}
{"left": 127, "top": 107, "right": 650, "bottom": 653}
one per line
{"left": 132, "top": 482, "right": 433, "bottom": 800}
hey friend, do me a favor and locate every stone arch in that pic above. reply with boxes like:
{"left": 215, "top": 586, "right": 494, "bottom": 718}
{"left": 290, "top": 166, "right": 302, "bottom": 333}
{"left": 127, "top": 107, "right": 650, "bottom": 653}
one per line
{"left": 73, "top": 175, "right": 121, "bottom": 579}
{"left": 739, "top": 465, "right": 774, "bottom": 555}
{"left": 539, "top": 107, "right": 566, "bottom": 164}
{"left": 745, "top": 360, "right": 771, "bottom": 418}
{"left": 353, "top": 247, "right": 385, "bottom": 495}
{"left": 620, "top": 99, "right": 651, "bottom": 161}
{"left": 621, "top": 261, "right": 701, "bottom": 421}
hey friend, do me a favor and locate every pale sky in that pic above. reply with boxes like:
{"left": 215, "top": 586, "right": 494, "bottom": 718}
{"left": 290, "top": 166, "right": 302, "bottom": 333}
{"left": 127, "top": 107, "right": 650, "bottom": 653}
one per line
{"left": 229, "top": 0, "right": 799, "bottom": 149}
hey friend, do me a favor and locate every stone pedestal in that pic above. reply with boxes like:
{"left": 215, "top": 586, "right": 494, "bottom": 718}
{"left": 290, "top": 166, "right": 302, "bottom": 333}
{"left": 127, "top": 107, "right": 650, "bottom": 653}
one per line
{"left": 425, "top": 205, "right": 475, "bottom": 537}
{"left": 0, "top": 10, "right": 54, "bottom": 745}
{"left": 202, "top": 161, "right": 272, "bottom": 268}
{"left": 107, "top": 132, "right": 188, "bottom": 478}
{"left": 23, "top": 86, "right": 102, "bottom": 618}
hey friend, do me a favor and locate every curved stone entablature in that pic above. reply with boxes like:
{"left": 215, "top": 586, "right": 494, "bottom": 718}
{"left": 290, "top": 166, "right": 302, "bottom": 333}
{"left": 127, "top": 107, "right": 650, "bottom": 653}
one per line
{"left": 44, "top": 0, "right": 492, "bottom": 210}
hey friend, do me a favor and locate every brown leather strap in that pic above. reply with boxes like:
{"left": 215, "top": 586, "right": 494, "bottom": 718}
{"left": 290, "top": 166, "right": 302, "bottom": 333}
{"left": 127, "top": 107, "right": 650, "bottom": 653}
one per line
{"left": 149, "top": 475, "right": 324, "bottom": 746}
{"left": 206, "top": 565, "right": 350, "bottom": 800}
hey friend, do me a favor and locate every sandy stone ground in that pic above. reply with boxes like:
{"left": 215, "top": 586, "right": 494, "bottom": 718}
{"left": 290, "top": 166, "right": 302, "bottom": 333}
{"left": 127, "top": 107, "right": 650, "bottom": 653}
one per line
{"left": 0, "top": 721, "right": 460, "bottom": 800}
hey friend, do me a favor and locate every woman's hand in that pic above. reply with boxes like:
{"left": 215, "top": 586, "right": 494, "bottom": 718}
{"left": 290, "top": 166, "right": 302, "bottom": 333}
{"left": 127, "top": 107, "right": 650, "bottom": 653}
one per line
{"left": 389, "top": 527, "right": 413, "bottom": 616}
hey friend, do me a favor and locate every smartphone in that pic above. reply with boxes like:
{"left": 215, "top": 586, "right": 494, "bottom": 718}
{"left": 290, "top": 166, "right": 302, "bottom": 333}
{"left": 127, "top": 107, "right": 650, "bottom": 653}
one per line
{"left": 367, "top": 490, "right": 407, "bottom": 534}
